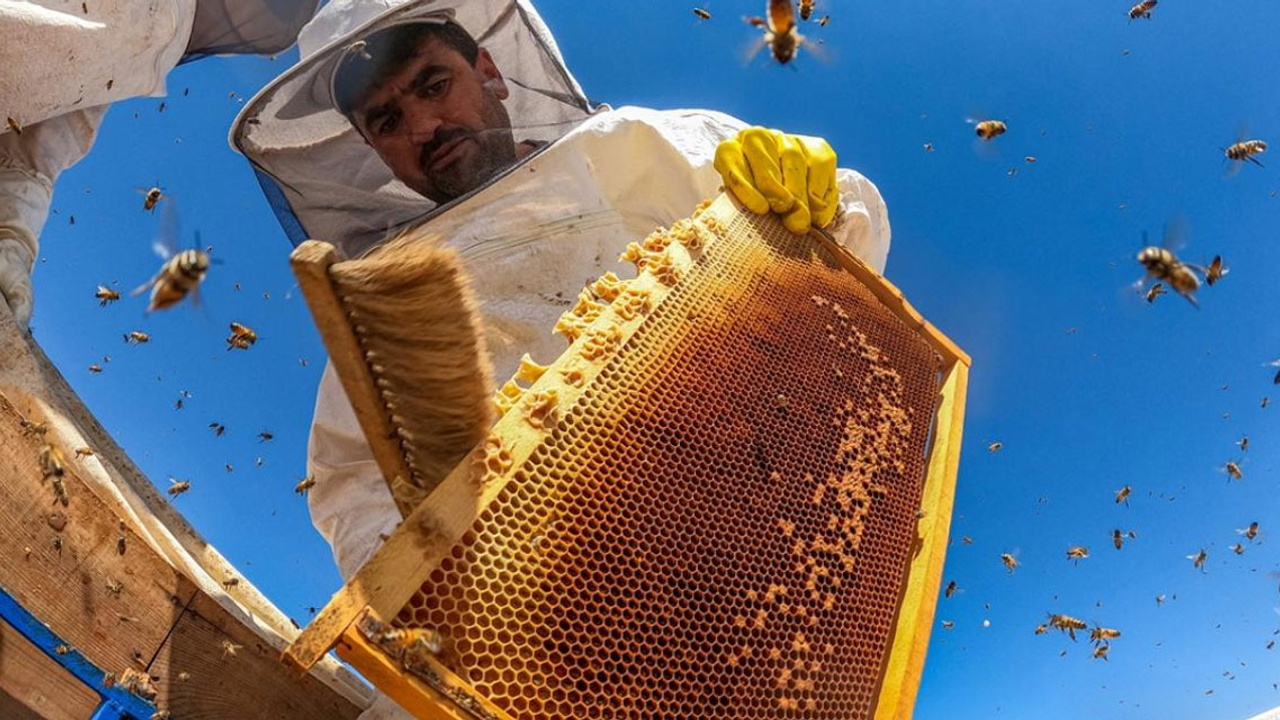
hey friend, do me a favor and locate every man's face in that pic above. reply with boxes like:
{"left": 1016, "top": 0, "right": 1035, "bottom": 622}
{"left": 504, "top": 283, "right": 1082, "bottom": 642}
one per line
{"left": 352, "top": 38, "right": 516, "bottom": 203}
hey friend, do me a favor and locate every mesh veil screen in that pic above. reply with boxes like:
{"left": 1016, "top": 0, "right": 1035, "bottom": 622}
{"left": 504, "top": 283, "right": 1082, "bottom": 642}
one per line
{"left": 390, "top": 205, "right": 945, "bottom": 719}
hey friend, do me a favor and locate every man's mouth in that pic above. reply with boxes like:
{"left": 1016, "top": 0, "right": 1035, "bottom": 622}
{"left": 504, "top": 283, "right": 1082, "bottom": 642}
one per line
{"left": 427, "top": 136, "right": 473, "bottom": 173}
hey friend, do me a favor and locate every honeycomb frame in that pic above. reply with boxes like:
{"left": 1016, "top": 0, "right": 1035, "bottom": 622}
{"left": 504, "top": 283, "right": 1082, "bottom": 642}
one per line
{"left": 287, "top": 194, "right": 970, "bottom": 720}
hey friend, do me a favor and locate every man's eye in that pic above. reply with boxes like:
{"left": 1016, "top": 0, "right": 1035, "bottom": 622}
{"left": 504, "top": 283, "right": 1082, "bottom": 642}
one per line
{"left": 376, "top": 114, "right": 399, "bottom": 136}
{"left": 421, "top": 79, "right": 449, "bottom": 99}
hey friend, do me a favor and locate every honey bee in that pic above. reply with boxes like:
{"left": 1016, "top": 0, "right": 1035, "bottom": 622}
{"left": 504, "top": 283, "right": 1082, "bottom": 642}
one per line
{"left": 167, "top": 478, "right": 191, "bottom": 497}
{"left": 257, "top": 430, "right": 274, "bottom": 443}
{"left": 799, "top": 0, "right": 815, "bottom": 21}
{"left": 1025, "top": 156, "right": 1037, "bottom": 163}
{"left": 223, "top": 578, "right": 240, "bottom": 589}
{"left": 1238, "top": 521, "right": 1259, "bottom": 541}
{"left": 1066, "top": 546, "right": 1089, "bottom": 564}
{"left": 972, "top": 119, "right": 1008, "bottom": 141}
{"left": 1224, "top": 461, "right": 1243, "bottom": 481}
{"left": 209, "top": 422, "right": 225, "bottom": 437}
{"left": 1156, "top": 594, "right": 1166, "bottom": 605}
{"left": 1188, "top": 548, "right": 1207, "bottom": 571}
{"left": 1224, "top": 139, "right": 1267, "bottom": 168}
{"left": 220, "top": 640, "right": 242, "bottom": 658}
{"left": 1205, "top": 255, "right": 1227, "bottom": 286}
{"left": 20, "top": 419, "right": 48, "bottom": 437}
{"left": 693, "top": 7, "right": 711, "bottom": 20}
{"left": 95, "top": 286, "right": 120, "bottom": 306}
{"left": 987, "top": 441, "right": 1003, "bottom": 454}
{"left": 941, "top": 620, "right": 955, "bottom": 630}
{"left": 1092, "top": 643, "right": 1110, "bottom": 661}
{"left": 6, "top": 117, "right": 22, "bottom": 135}
{"left": 38, "top": 443, "right": 66, "bottom": 480}
{"left": 227, "top": 322, "right": 257, "bottom": 350}
{"left": 1090, "top": 626, "right": 1121, "bottom": 645}
{"left": 116, "top": 535, "right": 126, "bottom": 555}
{"left": 1238, "top": 436, "right": 1249, "bottom": 453}
{"left": 817, "top": 14, "right": 829, "bottom": 26}
{"left": 88, "top": 364, "right": 104, "bottom": 374}
{"left": 1128, "top": 0, "right": 1157, "bottom": 20}
{"left": 944, "top": 580, "right": 958, "bottom": 598}
{"left": 961, "top": 535, "right": 973, "bottom": 545}
{"left": 124, "top": 331, "right": 151, "bottom": 344}
{"left": 1231, "top": 542, "right": 1245, "bottom": 555}
{"left": 74, "top": 446, "right": 94, "bottom": 458}
{"left": 151, "top": 710, "right": 171, "bottom": 720}
{"left": 923, "top": 142, "right": 934, "bottom": 152}
{"left": 1115, "top": 485, "right": 1131, "bottom": 506}
{"left": 1000, "top": 553, "right": 1019, "bottom": 573}
{"left": 1145, "top": 282, "right": 1166, "bottom": 303}
{"left": 295, "top": 476, "right": 317, "bottom": 495}
{"left": 55, "top": 644, "right": 71, "bottom": 655}
{"left": 1048, "top": 613, "right": 1088, "bottom": 640}
{"left": 1034, "top": 624, "right": 1048, "bottom": 635}
{"left": 746, "top": 0, "right": 813, "bottom": 65}
{"left": 141, "top": 187, "right": 164, "bottom": 212}
{"left": 1137, "top": 245, "right": 1201, "bottom": 308}
{"left": 131, "top": 203, "right": 210, "bottom": 313}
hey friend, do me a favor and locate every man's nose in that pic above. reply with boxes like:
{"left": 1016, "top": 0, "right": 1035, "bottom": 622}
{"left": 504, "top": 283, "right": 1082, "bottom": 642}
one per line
{"left": 402, "top": 103, "right": 443, "bottom": 145}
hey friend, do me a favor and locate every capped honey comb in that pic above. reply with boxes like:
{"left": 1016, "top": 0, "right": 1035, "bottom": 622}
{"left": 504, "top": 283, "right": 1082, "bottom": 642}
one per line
{"left": 376, "top": 196, "right": 958, "bottom": 720}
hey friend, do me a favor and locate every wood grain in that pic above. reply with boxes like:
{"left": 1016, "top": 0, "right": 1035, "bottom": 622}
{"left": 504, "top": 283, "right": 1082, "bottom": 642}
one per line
{"left": 0, "top": 618, "right": 99, "bottom": 720}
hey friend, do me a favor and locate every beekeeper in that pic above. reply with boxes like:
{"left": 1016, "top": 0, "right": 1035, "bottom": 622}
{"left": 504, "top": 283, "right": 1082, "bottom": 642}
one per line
{"left": 0, "top": 0, "right": 319, "bottom": 327}
{"left": 234, "top": 0, "right": 890, "bottom": 611}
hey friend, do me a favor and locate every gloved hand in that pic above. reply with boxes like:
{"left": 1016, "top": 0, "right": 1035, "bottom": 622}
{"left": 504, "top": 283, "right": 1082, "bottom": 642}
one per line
{"left": 714, "top": 127, "right": 839, "bottom": 235}
{"left": 0, "top": 239, "right": 34, "bottom": 327}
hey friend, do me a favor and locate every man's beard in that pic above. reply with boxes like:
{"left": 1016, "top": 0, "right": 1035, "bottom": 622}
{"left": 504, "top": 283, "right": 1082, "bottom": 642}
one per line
{"left": 417, "top": 93, "right": 516, "bottom": 202}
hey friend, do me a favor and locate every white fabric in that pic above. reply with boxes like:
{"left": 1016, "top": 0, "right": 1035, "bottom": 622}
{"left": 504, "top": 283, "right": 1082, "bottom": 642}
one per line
{"left": 0, "top": 0, "right": 196, "bottom": 129}
{"left": 307, "top": 105, "right": 892, "bottom": 583}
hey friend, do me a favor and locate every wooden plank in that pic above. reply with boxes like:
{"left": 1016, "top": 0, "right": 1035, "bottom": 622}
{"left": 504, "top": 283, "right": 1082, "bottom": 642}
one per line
{"left": 292, "top": 240, "right": 421, "bottom": 517}
{"left": 0, "top": 393, "right": 199, "bottom": 683}
{"left": 336, "top": 618, "right": 516, "bottom": 720}
{"left": 873, "top": 362, "right": 969, "bottom": 720}
{"left": 147, "top": 592, "right": 361, "bottom": 720}
{"left": 0, "top": 617, "right": 99, "bottom": 720}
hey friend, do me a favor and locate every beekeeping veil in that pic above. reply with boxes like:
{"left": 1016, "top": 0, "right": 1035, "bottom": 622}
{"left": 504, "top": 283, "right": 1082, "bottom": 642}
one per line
{"left": 230, "top": 0, "right": 596, "bottom": 258}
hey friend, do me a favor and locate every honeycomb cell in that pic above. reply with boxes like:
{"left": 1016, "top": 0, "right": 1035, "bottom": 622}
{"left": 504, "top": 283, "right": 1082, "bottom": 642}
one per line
{"left": 390, "top": 205, "right": 944, "bottom": 720}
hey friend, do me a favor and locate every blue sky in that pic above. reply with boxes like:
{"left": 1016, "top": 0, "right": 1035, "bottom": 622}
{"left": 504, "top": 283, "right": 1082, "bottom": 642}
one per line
{"left": 27, "top": 1, "right": 1280, "bottom": 717}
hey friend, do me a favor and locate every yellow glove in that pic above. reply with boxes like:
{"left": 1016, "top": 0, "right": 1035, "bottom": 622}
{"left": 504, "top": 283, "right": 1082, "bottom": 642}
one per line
{"left": 714, "top": 127, "right": 839, "bottom": 235}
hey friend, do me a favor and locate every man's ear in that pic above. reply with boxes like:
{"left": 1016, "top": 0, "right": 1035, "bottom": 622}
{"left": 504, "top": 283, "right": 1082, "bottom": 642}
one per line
{"left": 475, "top": 48, "right": 509, "bottom": 100}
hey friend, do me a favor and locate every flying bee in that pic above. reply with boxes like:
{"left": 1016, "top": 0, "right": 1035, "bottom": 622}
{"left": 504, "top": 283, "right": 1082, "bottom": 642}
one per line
{"left": 223, "top": 578, "right": 240, "bottom": 589}
{"left": 96, "top": 286, "right": 120, "bottom": 306}
{"left": 131, "top": 202, "right": 211, "bottom": 313}
{"left": 74, "top": 446, "right": 93, "bottom": 458}
{"left": 1137, "top": 247, "right": 1201, "bottom": 308}
{"left": 88, "top": 364, "right": 103, "bottom": 374}
{"left": 1048, "top": 613, "right": 1088, "bottom": 640}
{"left": 1145, "top": 282, "right": 1166, "bottom": 303}
{"left": 745, "top": 0, "right": 814, "bottom": 65}
{"left": 221, "top": 640, "right": 242, "bottom": 658}
{"left": 944, "top": 580, "right": 958, "bottom": 598}
{"left": 693, "top": 7, "right": 711, "bottom": 20}
{"left": 1034, "top": 624, "right": 1048, "bottom": 635}
{"left": 1128, "top": 0, "right": 1156, "bottom": 20}
{"left": 1115, "top": 485, "right": 1131, "bottom": 506}
{"left": 140, "top": 186, "right": 164, "bottom": 212}
{"left": 295, "top": 476, "right": 317, "bottom": 495}
{"left": 1188, "top": 548, "right": 1207, "bottom": 571}
{"left": 817, "top": 14, "right": 829, "bottom": 26}
{"left": 1238, "top": 521, "right": 1259, "bottom": 541}
{"left": 1156, "top": 594, "right": 1166, "bottom": 605}
{"left": 124, "top": 331, "right": 150, "bottom": 344}
{"left": 167, "top": 478, "right": 191, "bottom": 497}
{"left": 1231, "top": 542, "right": 1245, "bottom": 555}
{"left": 1113, "top": 529, "right": 1125, "bottom": 550}
{"left": 1238, "top": 436, "right": 1249, "bottom": 453}
{"left": 987, "top": 441, "right": 1003, "bottom": 454}
{"left": 1092, "top": 644, "right": 1110, "bottom": 661}
{"left": 1066, "top": 546, "right": 1089, "bottom": 564}
{"left": 1225, "top": 139, "right": 1267, "bottom": 168}
{"left": 941, "top": 620, "right": 955, "bottom": 630}
{"left": 971, "top": 119, "right": 1008, "bottom": 141}
{"left": 226, "top": 322, "right": 257, "bottom": 351}
{"left": 257, "top": 431, "right": 274, "bottom": 443}
{"left": 6, "top": 117, "right": 22, "bottom": 135}
{"left": 209, "top": 422, "right": 225, "bottom": 437}
{"left": 1224, "top": 461, "right": 1243, "bottom": 481}
{"left": 38, "top": 443, "right": 66, "bottom": 480}
{"left": 1090, "top": 626, "right": 1121, "bottom": 646}
{"left": 799, "top": 0, "right": 815, "bottom": 21}
{"left": 1000, "top": 553, "right": 1019, "bottom": 573}
{"left": 1205, "top": 255, "right": 1227, "bottom": 286}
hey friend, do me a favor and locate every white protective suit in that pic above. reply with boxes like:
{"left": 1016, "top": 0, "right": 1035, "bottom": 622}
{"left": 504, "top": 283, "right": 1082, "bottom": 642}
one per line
{"left": 235, "top": 2, "right": 888, "bottom": 717}
{"left": 0, "top": 0, "right": 318, "bottom": 325}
